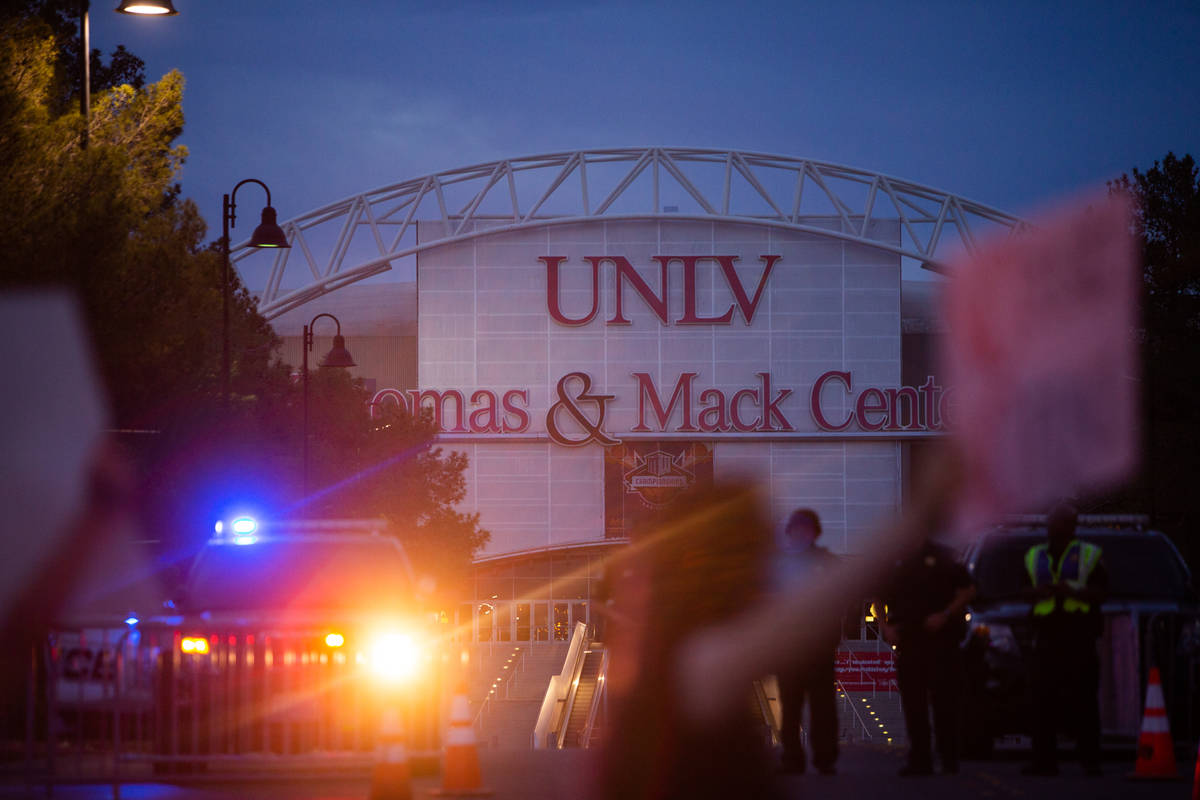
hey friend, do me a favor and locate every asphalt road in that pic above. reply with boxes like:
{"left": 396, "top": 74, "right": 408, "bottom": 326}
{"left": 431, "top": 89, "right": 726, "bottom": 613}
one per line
{"left": 1, "top": 745, "right": 1192, "bottom": 799}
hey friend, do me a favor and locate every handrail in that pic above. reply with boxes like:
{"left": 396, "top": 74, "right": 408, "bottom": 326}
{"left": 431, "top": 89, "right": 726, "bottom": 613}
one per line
{"left": 556, "top": 631, "right": 594, "bottom": 749}
{"left": 579, "top": 648, "right": 610, "bottom": 748}
{"left": 472, "top": 646, "right": 524, "bottom": 731}
{"left": 752, "top": 678, "right": 782, "bottom": 747}
{"left": 835, "top": 680, "right": 874, "bottom": 742}
{"left": 471, "top": 694, "right": 492, "bottom": 731}
{"left": 532, "top": 622, "right": 588, "bottom": 749}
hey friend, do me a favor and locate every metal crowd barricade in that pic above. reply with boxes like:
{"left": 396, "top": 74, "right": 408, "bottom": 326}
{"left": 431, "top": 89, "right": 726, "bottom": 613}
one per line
{"left": 24, "top": 621, "right": 443, "bottom": 793}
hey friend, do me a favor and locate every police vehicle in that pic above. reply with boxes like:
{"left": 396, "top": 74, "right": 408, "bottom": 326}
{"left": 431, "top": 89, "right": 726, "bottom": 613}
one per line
{"left": 147, "top": 516, "right": 441, "bottom": 763}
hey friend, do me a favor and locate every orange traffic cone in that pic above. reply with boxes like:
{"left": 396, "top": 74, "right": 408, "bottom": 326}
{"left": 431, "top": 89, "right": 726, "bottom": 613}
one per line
{"left": 1129, "top": 667, "right": 1179, "bottom": 779}
{"left": 430, "top": 681, "right": 492, "bottom": 797}
{"left": 370, "top": 708, "right": 413, "bottom": 800}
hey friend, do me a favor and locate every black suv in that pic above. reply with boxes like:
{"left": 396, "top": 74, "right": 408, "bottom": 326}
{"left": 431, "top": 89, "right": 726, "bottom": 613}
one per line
{"left": 961, "top": 516, "right": 1199, "bottom": 755}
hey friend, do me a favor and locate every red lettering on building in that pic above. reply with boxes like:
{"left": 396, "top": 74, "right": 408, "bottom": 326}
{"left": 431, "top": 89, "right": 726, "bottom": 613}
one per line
{"left": 543, "top": 256, "right": 601, "bottom": 326}
{"left": 884, "top": 387, "right": 920, "bottom": 431}
{"left": 468, "top": 390, "right": 502, "bottom": 433}
{"left": 633, "top": 372, "right": 698, "bottom": 432}
{"left": 633, "top": 372, "right": 792, "bottom": 433}
{"left": 855, "top": 388, "right": 888, "bottom": 432}
{"left": 698, "top": 388, "right": 730, "bottom": 432}
{"left": 544, "top": 255, "right": 781, "bottom": 327}
{"left": 810, "top": 371, "right": 947, "bottom": 432}
{"left": 369, "top": 388, "right": 410, "bottom": 419}
{"left": 408, "top": 389, "right": 469, "bottom": 433}
{"left": 810, "top": 371, "right": 854, "bottom": 431}
{"left": 730, "top": 387, "right": 761, "bottom": 431}
{"left": 719, "top": 255, "right": 778, "bottom": 325}
{"left": 758, "top": 372, "right": 793, "bottom": 431}
{"left": 600, "top": 256, "right": 669, "bottom": 325}
{"left": 372, "top": 387, "right": 532, "bottom": 434}
{"left": 675, "top": 256, "right": 735, "bottom": 324}
{"left": 501, "top": 389, "right": 530, "bottom": 433}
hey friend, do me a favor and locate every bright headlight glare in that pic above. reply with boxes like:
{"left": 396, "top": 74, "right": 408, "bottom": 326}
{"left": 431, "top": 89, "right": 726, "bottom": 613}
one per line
{"left": 181, "top": 636, "right": 209, "bottom": 655}
{"left": 366, "top": 632, "right": 423, "bottom": 684}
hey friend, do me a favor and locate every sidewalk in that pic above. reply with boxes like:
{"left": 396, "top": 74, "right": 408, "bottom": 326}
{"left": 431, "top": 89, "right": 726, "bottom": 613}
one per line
{"left": 0, "top": 745, "right": 1190, "bottom": 800}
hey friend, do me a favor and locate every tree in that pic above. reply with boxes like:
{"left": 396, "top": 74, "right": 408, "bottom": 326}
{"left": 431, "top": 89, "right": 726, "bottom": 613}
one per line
{"left": 300, "top": 371, "right": 489, "bottom": 599}
{"left": 0, "top": 11, "right": 488, "bottom": 585}
{"left": 2, "top": 0, "right": 145, "bottom": 114}
{"left": 1108, "top": 153, "right": 1200, "bottom": 561}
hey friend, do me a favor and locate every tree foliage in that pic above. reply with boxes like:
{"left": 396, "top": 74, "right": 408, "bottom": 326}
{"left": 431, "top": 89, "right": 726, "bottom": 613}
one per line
{"left": 3, "top": 0, "right": 145, "bottom": 113}
{"left": 0, "top": 10, "right": 488, "bottom": 587}
{"left": 1108, "top": 153, "right": 1200, "bottom": 558}
{"left": 0, "top": 13, "right": 221, "bottom": 430}
{"left": 297, "top": 370, "right": 487, "bottom": 598}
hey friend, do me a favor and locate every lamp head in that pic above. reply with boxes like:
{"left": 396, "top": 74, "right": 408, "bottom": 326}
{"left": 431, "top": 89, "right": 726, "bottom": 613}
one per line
{"left": 248, "top": 206, "right": 290, "bottom": 248}
{"left": 320, "top": 335, "right": 356, "bottom": 368}
{"left": 115, "top": 0, "right": 179, "bottom": 15}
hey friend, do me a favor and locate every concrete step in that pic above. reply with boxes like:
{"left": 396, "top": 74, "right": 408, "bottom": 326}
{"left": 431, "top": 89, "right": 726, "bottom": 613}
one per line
{"left": 841, "top": 691, "right": 905, "bottom": 747}
{"left": 477, "top": 699, "right": 543, "bottom": 751}
{"left": 469, "top": 643, "right": 571, "bottom": 744}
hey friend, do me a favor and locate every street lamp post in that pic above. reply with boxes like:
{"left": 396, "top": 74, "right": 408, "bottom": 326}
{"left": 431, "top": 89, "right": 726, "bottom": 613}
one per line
{"left": 78, "top": 0, "right": 178, "bottom": 148}
{"left": 221, "top": 179, "right": 290, "bottom": 408}
{"left": 302, "top": 313, "right": 356, "bottom": 496}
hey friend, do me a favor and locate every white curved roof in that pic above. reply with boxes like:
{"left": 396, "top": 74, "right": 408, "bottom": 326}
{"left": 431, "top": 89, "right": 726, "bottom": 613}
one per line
{"left": 235, "top": 147, "right": 1025, "bottom": 320}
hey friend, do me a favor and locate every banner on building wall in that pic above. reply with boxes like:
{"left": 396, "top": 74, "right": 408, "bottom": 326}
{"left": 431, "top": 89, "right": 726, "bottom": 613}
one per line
{"left": 835, "top": 650, "right": 896, "bottom": 692}
{"left": 603, "top": 442, "right": 714, "bottom": 538}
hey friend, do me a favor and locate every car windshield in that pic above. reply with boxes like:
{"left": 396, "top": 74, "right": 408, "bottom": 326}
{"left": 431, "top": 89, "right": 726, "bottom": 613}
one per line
{"left": 184, "top": 538, "right": 414, "bottom": 612}
{"left": 971, "top": 529, "right": 1191, "bottom": 604}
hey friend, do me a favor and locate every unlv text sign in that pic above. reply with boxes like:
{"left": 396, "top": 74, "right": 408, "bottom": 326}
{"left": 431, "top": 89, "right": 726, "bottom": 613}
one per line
{"left": 543, "top": 255, "right": 779, "bottom": 326}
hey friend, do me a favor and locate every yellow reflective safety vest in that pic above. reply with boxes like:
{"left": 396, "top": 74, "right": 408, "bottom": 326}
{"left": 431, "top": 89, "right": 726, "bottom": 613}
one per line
{"left": 1025, "top": 539, "right": 1102, "bottom": 616}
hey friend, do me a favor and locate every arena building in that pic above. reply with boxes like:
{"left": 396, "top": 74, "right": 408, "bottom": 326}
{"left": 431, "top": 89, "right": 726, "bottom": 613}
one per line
{"left": 236, "top": 148, "right": 1021, "bottom": 644}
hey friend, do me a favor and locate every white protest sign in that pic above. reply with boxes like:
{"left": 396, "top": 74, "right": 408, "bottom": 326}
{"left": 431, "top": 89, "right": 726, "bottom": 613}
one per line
{"left": 941, "top": 193, "right": 1139, "bottom": 528}
{"left": 0, "top": 292, "right": 108, "bottom": 618}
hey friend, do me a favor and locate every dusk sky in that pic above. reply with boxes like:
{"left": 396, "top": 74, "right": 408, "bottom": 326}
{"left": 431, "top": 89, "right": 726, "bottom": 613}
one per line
{"left": 90, "top": 1, "right": 1199, "bottom": 242}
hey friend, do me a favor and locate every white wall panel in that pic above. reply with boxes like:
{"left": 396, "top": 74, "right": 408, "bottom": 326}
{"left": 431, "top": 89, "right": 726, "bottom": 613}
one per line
{"left": 419, "top": 219, "right": 906, "bottom": 557}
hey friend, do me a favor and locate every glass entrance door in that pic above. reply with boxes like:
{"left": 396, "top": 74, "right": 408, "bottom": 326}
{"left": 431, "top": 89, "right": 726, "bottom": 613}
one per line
{"left": 515, "top": 603, "right": 531, "bottom": 641}
{"left": 553, "top": 603, "right": 569, "bottom": 640}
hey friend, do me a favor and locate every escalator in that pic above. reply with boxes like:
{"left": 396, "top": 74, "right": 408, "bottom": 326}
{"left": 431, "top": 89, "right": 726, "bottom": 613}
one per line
{"left": 752, "top": 676, "right": 783, "bottom": 746}
{"left": 560, "top": 648, "right": 605, "bottom": 748}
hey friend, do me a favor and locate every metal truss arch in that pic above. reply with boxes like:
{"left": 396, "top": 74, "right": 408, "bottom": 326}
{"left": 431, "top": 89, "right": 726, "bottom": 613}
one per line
{"left": 238, "top": 147, "right": 1026, "bottom": 320}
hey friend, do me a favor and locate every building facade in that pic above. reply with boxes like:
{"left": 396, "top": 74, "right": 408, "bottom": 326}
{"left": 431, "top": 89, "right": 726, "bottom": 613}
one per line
{"left": 252, "top": 149, "right": 1020, "bottom": 644}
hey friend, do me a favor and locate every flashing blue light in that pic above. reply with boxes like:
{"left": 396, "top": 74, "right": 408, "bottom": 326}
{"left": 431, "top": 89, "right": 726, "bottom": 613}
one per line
{"left": 233, "top": 534, "right": 258, "bottom": 546}
{"left": 231, "top": 517, "right": 258, "bottom": 535}
{"left": 214, "top": 520, "right": 224, "bottom": 534}
{"left": 124, "top": 616, "right": 139, "bottom": 626}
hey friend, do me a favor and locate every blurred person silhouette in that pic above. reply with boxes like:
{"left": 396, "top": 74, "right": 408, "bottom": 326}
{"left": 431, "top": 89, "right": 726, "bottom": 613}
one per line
{"left": 1022, "top": 502, "right": 1107, "bottom": 777}
{"left": 773, "top": 508, "right": 840, "bottom": 775}
{"left": 596, "top": 483, "right": 779, "bottom": 800}
{"left": 595, "top": 448, "right": 963, "bottom": 800}
{"left": 878, "top": 537, "right": 975, "bottom": 776}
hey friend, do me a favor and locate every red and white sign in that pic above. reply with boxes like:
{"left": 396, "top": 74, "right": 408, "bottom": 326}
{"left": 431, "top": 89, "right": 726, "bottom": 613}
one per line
{"left": 941, "top": 192, "right": 1139, "bottom": 528}
{"left": 835, "top": 650, "right": 896, "bottom": 692}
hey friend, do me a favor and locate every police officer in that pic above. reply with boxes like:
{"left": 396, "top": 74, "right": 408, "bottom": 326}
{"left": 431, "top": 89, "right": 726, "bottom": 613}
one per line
{"left": 1023, "top": 503, "right": 1107, "bottom": 776}
{"left": 880, "top": 538, "right": 975, "bottom": 776}
{"left": 773, "top": 508, "right": 840, "bottom": 775}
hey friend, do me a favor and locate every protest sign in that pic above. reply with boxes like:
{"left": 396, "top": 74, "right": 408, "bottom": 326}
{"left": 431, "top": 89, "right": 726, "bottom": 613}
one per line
{"left": 941, "top": 193, "right": 1139, "bottom": 528}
